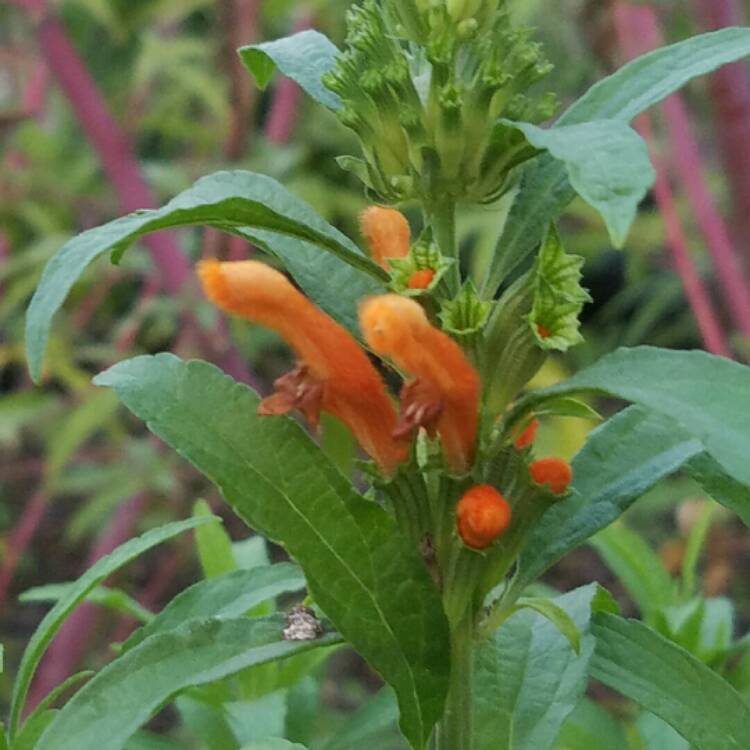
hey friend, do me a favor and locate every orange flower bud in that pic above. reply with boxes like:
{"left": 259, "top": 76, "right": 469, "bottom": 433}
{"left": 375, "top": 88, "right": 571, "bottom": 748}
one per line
{"left": 514, "top": 417, "right": 539, "bottom": 450}
{"left": 360, "top": 206, "right": 410, "bottom": 270}
{"left": 530, "top": 457, "right": 573, "bottom": 496}
{"left": 359, "top": 294, "right": 480, "bottom": 472}
{"left": 407, "top": 269, "right": 436, "bottom": 290}
{"left": 198, "top": 260, "right": 407, "bottom": 474}
{"left": 456, "top": 485, "right": 512, "bottom": 550}
{"left": 536, "top": 323, "right": 552, "bottom": 339}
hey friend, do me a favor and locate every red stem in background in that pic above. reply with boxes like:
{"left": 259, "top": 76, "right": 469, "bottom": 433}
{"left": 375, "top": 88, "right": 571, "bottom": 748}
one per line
{"left": 0, "top": 491, "right": 47, "bottom": 611}
{"left": 614, "top": 3, "right": 750, "bottom": 337}
{"left": 31, "top": 16, "right": 189, "bottom": 292}
{"left": 693, "top": 0, "right": 750, "bottom": 269}
{"left": 614, "top": 2, "right": 732, "bottom": 357}
{"left": 27, "top": 495, "right": 146, "bottom": 711}
{"left": 264, "top": 14, "right": 312, "bottom": 144}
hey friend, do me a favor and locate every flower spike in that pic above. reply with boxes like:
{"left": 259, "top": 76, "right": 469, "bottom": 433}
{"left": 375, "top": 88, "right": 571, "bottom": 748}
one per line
{"left": 198, "top": 260, "right": 407, "bottom": 474}
{"left": 360, "top": 294, "right": 480, "bottom": 472}
{"left": 456, "top": 485, "right": 512, "bottom": 550}
{"left": 360, "top": 206, "right": 411, "bottom": 270}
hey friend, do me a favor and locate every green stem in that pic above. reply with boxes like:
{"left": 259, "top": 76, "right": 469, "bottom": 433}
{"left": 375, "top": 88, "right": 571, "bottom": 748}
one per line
{"left": 432, "top": 615, "right": 474, "bottom": 750}
{"left": 429, "top": 200, "right": 461, "bottom": 295}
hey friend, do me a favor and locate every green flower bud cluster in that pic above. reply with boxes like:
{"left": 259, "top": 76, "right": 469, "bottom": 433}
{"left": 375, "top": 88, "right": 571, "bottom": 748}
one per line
{"left": 325, "top": 0, "right": 558, "bottom": 204}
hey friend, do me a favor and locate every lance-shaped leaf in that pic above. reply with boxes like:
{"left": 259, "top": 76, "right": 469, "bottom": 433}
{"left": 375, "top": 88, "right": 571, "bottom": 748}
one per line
{"left": 9, "top": 517, "right": 215, "bottom": 736}
{"left": 501, "top": 120, "right": 655, "bottom": 248}
{"left": 508, "top": 406, "right": 704, "bottom": 599}
{"left": 123, "top": 564, "right": 306, "bottom": 651}
{"left": 473, "top": 584, "right": 617, "bottom": 750}
{"left": 25, "top": 170, "right": 387, "bottom": 383}
{"left": 240, "top": 30, "right": 342, "bottom": 112}
{"left": 35, "top": 616, "right": 338, "bottom": 750}
{"left": 484, "top": 27, "right": 750, "bottom": 296}
{"left": 94, "top": 355, "right": 450, "bottom": 750}
{"left": 526, "top": 225, "right": 591, "bottom": 351}
{"left": 591, "top": 613, "right": 750, "bottom": 750}
{"left": 516, "top": 347, "right": 750, "bottom": 487}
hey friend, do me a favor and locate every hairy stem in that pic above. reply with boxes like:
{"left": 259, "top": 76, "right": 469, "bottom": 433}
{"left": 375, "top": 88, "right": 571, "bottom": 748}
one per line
{"left": 430, "top": 200, "right": 461, "bottom": 295}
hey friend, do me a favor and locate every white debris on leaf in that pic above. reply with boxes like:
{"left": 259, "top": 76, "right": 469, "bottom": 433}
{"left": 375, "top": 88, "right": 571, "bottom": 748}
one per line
{"left": 283, "top": 605, "right": 323, "bottom": 641}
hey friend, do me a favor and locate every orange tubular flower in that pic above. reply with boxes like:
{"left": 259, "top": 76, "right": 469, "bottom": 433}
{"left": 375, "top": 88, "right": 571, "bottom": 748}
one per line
{"left": 530, "top": 457, "right": 573, "bottom": 496}
{"left": 456, "top": 485, "right": 512, "bottom": 550}
{"left": 360, "top": 206, "right": 411, "bottom": 270}
{"left": 198, "top": 260, "right": 407, "bottom": 475}
{"left": 514, "top": 417, "right": 539, "bottom": 450}
{"left": 359, "top": 294, "right": 480, "bottom": 473}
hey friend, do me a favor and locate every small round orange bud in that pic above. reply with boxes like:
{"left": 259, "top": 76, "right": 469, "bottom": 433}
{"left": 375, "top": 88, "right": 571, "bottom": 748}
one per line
{"left": 530, "top": 457, "right": 572, "bottom": 496}
{"left": 407, "top": 269, "right": 436, "bottom": 290}
{"left": 514, "top": 417, "right": 539, "bottom": 450}
{"left": 456, "top": 485, "right": 512, "bottom": 550}
{"left": 360, "top": 206, "right": 410, "bottom": 270}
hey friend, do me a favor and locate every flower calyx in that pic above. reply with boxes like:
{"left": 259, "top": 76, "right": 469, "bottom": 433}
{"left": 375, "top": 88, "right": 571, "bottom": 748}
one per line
{"left": 388, "top": 231, "right": 454, "bottom": 296}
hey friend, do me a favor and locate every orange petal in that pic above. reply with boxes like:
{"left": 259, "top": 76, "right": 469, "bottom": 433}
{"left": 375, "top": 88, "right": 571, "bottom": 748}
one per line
{"left": 360, "top": 206, "right": 410, "bottom": 270}
{"left": 456, "top": 485, "right": 512, "bottom": 550}
{"left": 198, "top": 260, "right": 407, "bottom": 474}
{"left": 360, "top": 294, "right": 480, "bottom": 472}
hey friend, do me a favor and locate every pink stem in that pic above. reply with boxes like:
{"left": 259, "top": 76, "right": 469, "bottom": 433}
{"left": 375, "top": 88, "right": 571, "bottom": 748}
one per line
{"left": 31, "top": 15, "right": 189, "bottom": 293}
{"left": 693, "top": 0, "right": 750, "bottom": 269}
{"left": 0, "top": 490, "right": 47, "bottom": 611}
{"left": 26, "top": 495, "right": 146, "bottom": 712}
{"left": 263, "top": 14, "right": 312, "bottom": 144}
{"left": 614, "top": 3, "right": 732, "bottom": 357}
{"left": 614, "top": 4, "right": 750, "bottom": 336}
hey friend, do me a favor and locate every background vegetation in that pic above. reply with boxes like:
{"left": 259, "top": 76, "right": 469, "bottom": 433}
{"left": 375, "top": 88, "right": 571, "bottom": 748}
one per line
{"left": 2, "top": 0, "right": 750, "bottom": 746}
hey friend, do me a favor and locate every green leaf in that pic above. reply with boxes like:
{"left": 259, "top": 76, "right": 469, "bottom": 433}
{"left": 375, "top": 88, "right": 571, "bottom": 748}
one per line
{"left": 533, "top": 397, "right": 601, "bottom": 422}
{"left": 474, "top": 584, "right": 615, "bottom": 750}
{"left": 240, "top": 741, "right": 308, "bottom": 750}
{"left": 509, "top": 406, "right": 703, "bottom": 598}
{"left": 686, "top": 453, "right": 750, "bottom": 527}
{"left": 20, "top": 670, "right": 94, "bottom": 728}
{"left": 484, "top": 27, "right": 750, "bottom": 295}
{"left": 25, "top": 170, "right": 386, "bottom": 383}
{"left": 94, "top": 354, "right": 451, "bottom": 750}
{"left": 34, "top": 616, "right": 338, "bottom": 750}
{"left": 20, "top": 583, "right": 154, "bottom": 623}
{"left": 242, "top": 228, "right": 385, "bottom": 335}
{"left": 591, "top": 613, "right": 750, "bottom": 750}
{"left": 564, "top": 27, "right": 750, "bottom": 125}
{"left": 14, "top": 710, "right": 58, "bottom": 750}
{"left": 589, "top": 524, "right": 676, "bottom": 620}
{"left": 193, "top": 499, "right": 237, "bottom": 579}
{"left": 480, "top": 597, "right": 583, "bottom": 654}
{"left": 8, "top": 516, "right": 215, "bottom": 736}
{"left": 0, "top": 724, "right": 7, "bottom": 750}
{"left": 554, "top": 699, "right": 630, "bottom": 750}
{"left": 239, "top": 30, "right": 341, "bottom": 112}
{"left": 519, "top": 346, "right": 750, "bottom": 487}
{"left": 636, "top": 713, "right": 690, "bottom": 750}
{"left": 527, "top": 225, "right": 591, "bottom": 351}
{"left": 322, "top": 688, "right": 399, "bottom": 750}
{"left": 504, "top": 121, "right": 654, "bottom": 247}
{"left": 123, "top": 564, "right": 306, "bottom": 651}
